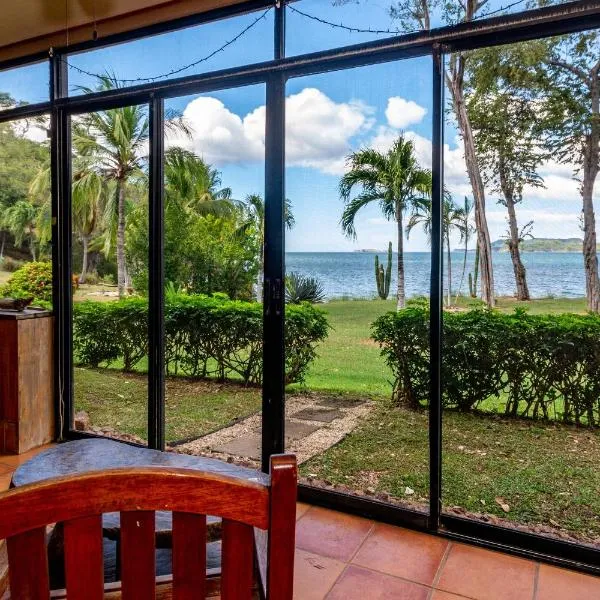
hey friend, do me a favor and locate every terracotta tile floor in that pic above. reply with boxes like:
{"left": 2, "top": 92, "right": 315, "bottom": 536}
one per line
{"left": 294, "top": 504, "right": 600, "bottom": 600}
{"left": 1, "top": 449, "right": 599, "bottom": 599}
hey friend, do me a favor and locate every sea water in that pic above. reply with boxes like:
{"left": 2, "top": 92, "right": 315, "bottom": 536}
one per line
{"left": 285, "top": 251, "right": 586, "bottom": 300}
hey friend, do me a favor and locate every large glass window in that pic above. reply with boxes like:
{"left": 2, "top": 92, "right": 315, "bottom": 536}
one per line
{"left": 71, "top": 103, "right": 150, "bottom": 445}
{"left": 0, "top": 61, "right": 49, "bottom": 109}
{"left": 67, "top": 9, "right": 273, "bottom": 96}
{"left": 441, "top": 31, "right": 600, "bottom": 546}
{"left": 162, "top": 84, "right": 266, "bottom": 467}
{"left": 285, "top": 58, "right": 432, "bottom": 513}
{"left": 0, "top": 116, "right": 51, "bottom": 304}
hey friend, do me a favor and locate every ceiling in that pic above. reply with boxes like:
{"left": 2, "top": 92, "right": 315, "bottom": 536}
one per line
{"left": 0, "top": 0, "right": 250, "bottom": 64}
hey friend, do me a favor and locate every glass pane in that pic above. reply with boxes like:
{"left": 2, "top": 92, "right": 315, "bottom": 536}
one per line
{"left": 286, "top": 58, "right": 432, "bottom": 512}
{"left": 0, "top": 61, "right": 49, "bottom": 109}
{"left": 163, "top": 84, "right": 265, "bottom": 468}
{"left": 0, "top": 116, "right": 51, "bottom": 304}
{"left": 441, "top": 31, "right": 600, "bottom": 546}
{"left": 67, "top": 9, "right": 273, "bottom": 96}
{"left": 71, "top": 103, "right": 149, "bottom": 445}
{"left": 286, "top": 0, "right": 573, "bottom": 57}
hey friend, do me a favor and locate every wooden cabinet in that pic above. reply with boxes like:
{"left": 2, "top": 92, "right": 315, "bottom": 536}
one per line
{"left": 0, "top": 310, "right": 54, "bottom": 454}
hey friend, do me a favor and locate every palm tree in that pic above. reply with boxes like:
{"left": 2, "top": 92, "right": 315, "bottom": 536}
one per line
{"left": 244, "top": 193, "right": 295, "bottom": 301}
{"left": 407, "top": 195, "right": 469, "bottom": 306}
{"left": 75, "top": 74, "right": 189, "bottom": 297}
{"left": 72, "top": 169, "right": 106, "bottom": 283}
{"left": 3, "top": 200, "right": 40, "bottom": 260}
{"left": 340, "top": 136, "right": 431, "bottom": 310}
{"left": 164, "top": 147, "right": 233, "bottom": 216}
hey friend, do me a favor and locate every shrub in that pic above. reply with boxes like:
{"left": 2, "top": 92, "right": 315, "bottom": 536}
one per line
{"left": 73, "top": 294, "right": 329, "bottom": 384}
{"left": 1, "top": 261, "right": 52, "bottom": 303}
{"left": 285, "top": 272, "right": 326, "bottom": 304}
{"left": 371, "top": 307, "right": 600, "bottom": 426}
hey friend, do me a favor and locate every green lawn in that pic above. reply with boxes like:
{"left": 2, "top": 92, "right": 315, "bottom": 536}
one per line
{"left": 74, "top": 368, "right": 261, "bottom": 442}
{"left": 301, "top": 404, "right": 600, "bottom": 540}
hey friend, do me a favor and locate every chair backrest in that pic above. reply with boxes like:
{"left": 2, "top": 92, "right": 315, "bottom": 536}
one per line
{"left": 0, "top": 453, "right": 297, "bottom": 600}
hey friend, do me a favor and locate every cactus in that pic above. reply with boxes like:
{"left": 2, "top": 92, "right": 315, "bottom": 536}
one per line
{"left": 375, "top": 242, "right": 392, "bottom": 300}
{"left": 469, "top": 244, "right": 480, "bottom": 298}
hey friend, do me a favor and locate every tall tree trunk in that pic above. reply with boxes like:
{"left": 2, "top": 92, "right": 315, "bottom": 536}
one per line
{"left": 581, "top": 76, "right": 600, "bottom": 313}
{"left": 0, "top": 232, "right": 5, "bottom": 260}
{"left": 79, "top": 235, "right": 89, "bottom": 284}
{"left": 446, "top": 234, "right": 452, "bottom": 306}
{"left": 116, "top": 179, "right": 127, "bottom": 298}
{"left": 505, "top": 196, "right": 530, "bottom": 301}
{"left": 582, "top": 146, "right": 599, "bottom": 313}
{"left": 30, "top": 238, "right": 36, "bottom": 262}
{"left": 498, "top": 159, "right": 530, "bottom": 301}
{"left": 396, "top": 205, "right": 405, "bottom": 310}
{"left": 448, "top": 68, "right": 495, "bottom": 307}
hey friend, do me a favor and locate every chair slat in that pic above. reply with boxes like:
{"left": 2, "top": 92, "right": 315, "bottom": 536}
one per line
{"left": 172, "top": 512, "right": 207, "bottom": 600}
{"left": 221, "top": 519, "right": 254, "bottom": 600}
{"left": 120, "top": 510, "right": 156, "bottom": 600}
{"left": 7, "top": 527, "right": 49, "bottom": 600}
{"left": 63, "top": 514, "right": 104, "bottom": 600}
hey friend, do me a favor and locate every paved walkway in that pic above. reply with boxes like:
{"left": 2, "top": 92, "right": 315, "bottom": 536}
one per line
{"left": 177, "top": 394, "right": 372, "bottom": 465}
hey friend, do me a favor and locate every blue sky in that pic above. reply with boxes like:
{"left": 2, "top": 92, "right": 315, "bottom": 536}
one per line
{"left": 0, "top": 0, "right": 595, "bottom": 252}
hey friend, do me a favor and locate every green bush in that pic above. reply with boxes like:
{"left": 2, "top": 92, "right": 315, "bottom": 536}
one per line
{"left": 73, "top": 294, "right": 329, "bottom": 384}
{"left": 1, "top": 261, "right": 52, "bottom": 303}
{"left": 372, "top": 307, "right": 600, "bottom": 426}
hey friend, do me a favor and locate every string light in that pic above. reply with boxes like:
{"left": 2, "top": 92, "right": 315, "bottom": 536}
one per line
{"left": 64, "top": 8, "right": 272, "bottom": 84}
{"left": 61, "top": 0, "right": 530, "bottom": 85}
{"left": 288, "top": 0, "right": 530, "bottom": 36}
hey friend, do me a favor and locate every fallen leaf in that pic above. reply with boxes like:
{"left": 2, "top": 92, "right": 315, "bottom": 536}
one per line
{"left": 495, "top": 497, "right": 510, "bottom": 513}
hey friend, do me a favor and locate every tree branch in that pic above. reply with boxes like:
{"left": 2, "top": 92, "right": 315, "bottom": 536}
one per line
{"left": 547, "top": 59, "right": 590, "bottom": 85}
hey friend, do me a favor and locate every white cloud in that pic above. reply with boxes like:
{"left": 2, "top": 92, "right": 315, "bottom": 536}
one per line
{"left": 385, "top": 97, "right": 427, "bottom": 129}
{"left": 12, "top": 119, "right": 49, "bottom": 143}
{"left": 168, "top": 88, "right": 374, "bottom": 174}
{"left": 167, "top": 96, "right": 264, "bottom": 164}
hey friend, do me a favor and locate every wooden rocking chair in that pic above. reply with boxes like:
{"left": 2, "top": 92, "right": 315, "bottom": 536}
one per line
{"left": 0, "top": 454, "right": 297, "bottom": 599}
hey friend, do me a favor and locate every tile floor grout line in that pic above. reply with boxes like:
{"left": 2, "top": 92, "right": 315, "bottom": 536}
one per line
{"left": 431, "top": 540, "right": 453, "bottom": 590}
{"left": 295, "top": 505, "right": 313, "bottom": 525}
{"left": 338, "top": 561, "right": 437, "bottom": 592}
{"left": 532, "top": 562, "right": 540, "bottom": 600}
{"left": 346, "top": 521, "right": 376, "bottom": 564}
{"left": 322, "top": 561, "right": 353, "bottom": 600}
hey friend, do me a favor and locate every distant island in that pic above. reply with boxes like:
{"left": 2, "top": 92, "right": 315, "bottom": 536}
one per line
{"left": 490, "top": 238, "right": 600, "bottom": 253}
{"left": 353, "top": 248, "right": 381, "bottom": 253}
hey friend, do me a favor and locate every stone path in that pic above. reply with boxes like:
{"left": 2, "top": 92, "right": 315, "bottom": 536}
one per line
{"left": 176, "top": 394, "right": 373, "bottom": 466}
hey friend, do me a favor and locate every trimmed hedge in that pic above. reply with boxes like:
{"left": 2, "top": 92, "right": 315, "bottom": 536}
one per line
{"left": 372, "top": 307, "right": 600, "bottom": 426}
{"left": 73, "top": 294, "right": 329, "bottom": 385}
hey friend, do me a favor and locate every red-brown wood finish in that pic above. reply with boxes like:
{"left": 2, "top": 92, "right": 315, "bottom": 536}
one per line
{"left": 172, "top": 512, "right": 207, "bottom": 600}
{"left": 221, "top": 519, "right": 255, "bottom": 600}
{"left": 64, "top": 515, "right": 104, "bottom": 600}
{"left": 121, "top": 511, "right": 156, "bottom": 600}
{"left": 6, "top": 527, "right": 49, "bottom": 600}
{"left": 0, "top": 455, "right": 297, "bottom": 599}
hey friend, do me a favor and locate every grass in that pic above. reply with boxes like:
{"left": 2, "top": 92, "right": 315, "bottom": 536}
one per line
{"left": 74, "top": 368, "right": 261, "bottom": 442}
{"left": 301, "top": 403, "right": 600, "bottom": 540}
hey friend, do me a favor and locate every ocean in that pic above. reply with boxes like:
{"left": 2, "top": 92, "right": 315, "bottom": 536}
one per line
{"left": 285, "top": 251, "right": 586, "bottom": 300}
